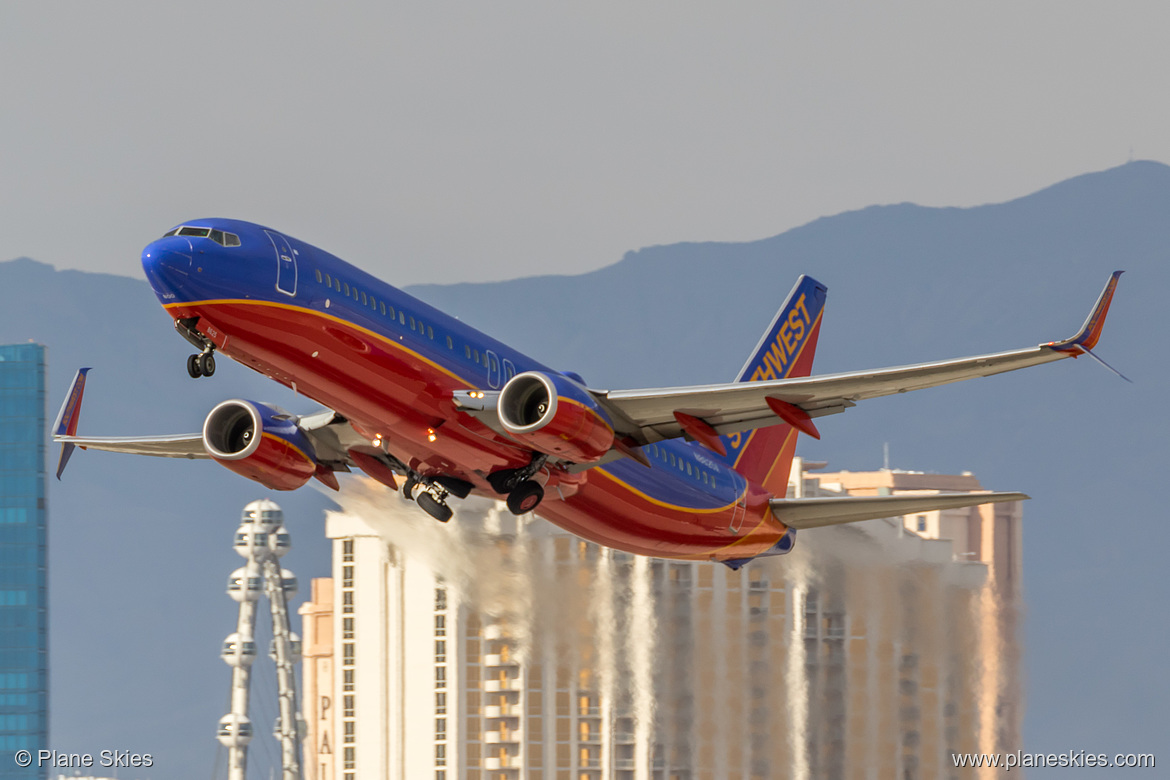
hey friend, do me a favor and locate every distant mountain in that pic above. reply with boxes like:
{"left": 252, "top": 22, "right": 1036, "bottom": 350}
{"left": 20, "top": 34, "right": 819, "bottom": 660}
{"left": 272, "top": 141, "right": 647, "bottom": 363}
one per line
{"left": 2, "top": 161, "right": 1165, "bottom": 776}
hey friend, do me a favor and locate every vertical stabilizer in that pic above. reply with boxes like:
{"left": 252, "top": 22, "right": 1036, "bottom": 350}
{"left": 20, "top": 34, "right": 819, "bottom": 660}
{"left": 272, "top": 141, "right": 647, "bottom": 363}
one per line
{"left": 713, "top": 276, "right": 827, "bottom": 495}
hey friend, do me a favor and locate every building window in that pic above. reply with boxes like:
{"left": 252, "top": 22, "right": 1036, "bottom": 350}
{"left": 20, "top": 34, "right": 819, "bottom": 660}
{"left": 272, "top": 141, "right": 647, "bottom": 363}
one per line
{"left": 436, "top": 717, "right": 446, "bottom": 739}
{"left": 435, "top": 588, "right": 447, "bottom": 611}
{"left": 435, "top": 615, "right": 446, "bottom": 636}
{"left": 343, "top": 669, "right": 354, "bottom": 691}
{"left": 342, "top": 540, "right": 353, "bottom": 562}
{"left": 343, "top": 617, "right": 354, "bottom": 639}
{"left": 343, "top": 643, "right": 355, "bottom": 665}
{"left": 435, "top": 640, "right": 446, "bottom": 663}
{"left": 344, "top": 747, "right": 355, "bottom": 769}
{"left": 917, "top": 515, "right": 927, "bottom": 532}
{"left": 435, "top": 666, "right": 446, "bottom": 688}
{"left": 343, "top": 565, "right": 353, "bottom": 587}
{"left": 344, "top": 720, "right": 355, "bottom": 743}
{"left": 436, "top": 692, "right": 447, "bottom": 714}
{"left": 343, "top": 695, "right": 355, "bottom": 717}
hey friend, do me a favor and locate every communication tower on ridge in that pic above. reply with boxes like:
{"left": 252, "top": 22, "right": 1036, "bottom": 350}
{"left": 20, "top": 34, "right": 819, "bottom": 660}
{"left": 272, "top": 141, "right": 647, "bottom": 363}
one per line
{"left": 217, "top": 499, "right": 305, "bottom": 780}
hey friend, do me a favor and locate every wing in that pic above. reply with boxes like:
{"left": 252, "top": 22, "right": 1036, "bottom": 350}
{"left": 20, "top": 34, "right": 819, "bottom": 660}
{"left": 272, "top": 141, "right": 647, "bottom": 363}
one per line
{"left": 598, "top": 271, "right": 1123, "bottom": 445}
{"left": 50, "top": 369, "right": 355, "bottom": 479}
{"left": 769, "top": 491, "right": 1028, "bottom": 530}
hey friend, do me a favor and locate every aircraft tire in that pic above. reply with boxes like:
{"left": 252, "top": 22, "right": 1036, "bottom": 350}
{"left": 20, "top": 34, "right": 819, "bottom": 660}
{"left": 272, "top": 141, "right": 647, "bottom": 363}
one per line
{"left": 199, "top": 353, "right": 216, "bottom": 377}
{"left": 507, "top": 481, "right": 543, "bottom": 515}
{"left": 418, "top": 492, "right": 453, "bottom": 523}
{"left": 187, "top": 354, "right": 202, "bottom": 378}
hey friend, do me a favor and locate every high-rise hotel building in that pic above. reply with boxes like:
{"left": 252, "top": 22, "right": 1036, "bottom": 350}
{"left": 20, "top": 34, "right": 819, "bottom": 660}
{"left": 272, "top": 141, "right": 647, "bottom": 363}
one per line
{"left": 0, "top": 345, "right": 49, "bottom": 779}
{"left": 301, "top": 460, "right": 1022, "bottom": 780}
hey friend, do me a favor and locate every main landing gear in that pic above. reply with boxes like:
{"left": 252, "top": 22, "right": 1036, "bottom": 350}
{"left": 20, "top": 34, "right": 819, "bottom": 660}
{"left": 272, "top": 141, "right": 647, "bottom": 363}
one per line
{"left": 401, "top": 471, "right": 473, "bottom": 524}
{"left": 488, "top": 454, "right": 548, "bottom": 516}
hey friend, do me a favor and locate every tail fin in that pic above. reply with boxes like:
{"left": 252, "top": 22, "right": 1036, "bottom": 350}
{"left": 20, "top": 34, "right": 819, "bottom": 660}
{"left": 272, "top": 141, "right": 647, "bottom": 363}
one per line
{"left": 714, "top": 276, "right": 827, "bottom": 495}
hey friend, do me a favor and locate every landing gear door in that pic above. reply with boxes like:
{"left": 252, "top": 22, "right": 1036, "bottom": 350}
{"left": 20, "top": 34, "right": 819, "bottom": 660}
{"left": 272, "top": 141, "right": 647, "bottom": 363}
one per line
{"left": 266, "top": 230, "right": 297, "bottom": 297}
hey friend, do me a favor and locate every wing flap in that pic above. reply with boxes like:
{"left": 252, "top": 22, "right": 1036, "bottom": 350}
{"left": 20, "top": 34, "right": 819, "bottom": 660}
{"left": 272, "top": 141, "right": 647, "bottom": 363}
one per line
{"left": 769, "top": 491, "right": 1028, "bottom": 530}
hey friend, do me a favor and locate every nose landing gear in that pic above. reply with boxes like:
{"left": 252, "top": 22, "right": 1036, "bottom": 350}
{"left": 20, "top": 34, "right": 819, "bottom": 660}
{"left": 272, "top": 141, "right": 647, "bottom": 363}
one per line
{"left": 187, "top": 350, "right": 217, "bottom": 378}
{"left": 175, "top": 317, "right": 217, "bottom": 379}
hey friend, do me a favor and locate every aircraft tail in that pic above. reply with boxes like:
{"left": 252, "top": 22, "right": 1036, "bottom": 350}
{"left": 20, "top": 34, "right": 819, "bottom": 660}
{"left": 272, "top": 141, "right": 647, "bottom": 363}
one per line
{"left": 714, "top": 276, "right": 827, "bottom": 496}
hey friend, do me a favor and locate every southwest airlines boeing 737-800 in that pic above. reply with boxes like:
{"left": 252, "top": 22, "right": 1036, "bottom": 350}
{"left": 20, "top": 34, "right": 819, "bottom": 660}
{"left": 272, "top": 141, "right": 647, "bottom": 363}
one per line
{"left": 52, "top": 220, "right": 1122, "bottom": 568}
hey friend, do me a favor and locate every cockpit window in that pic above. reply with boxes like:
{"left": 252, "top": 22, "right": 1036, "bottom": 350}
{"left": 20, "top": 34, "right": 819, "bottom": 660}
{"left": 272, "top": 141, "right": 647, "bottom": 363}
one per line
{"left": 161, "top": 226, "right": 241, "bottom": 246}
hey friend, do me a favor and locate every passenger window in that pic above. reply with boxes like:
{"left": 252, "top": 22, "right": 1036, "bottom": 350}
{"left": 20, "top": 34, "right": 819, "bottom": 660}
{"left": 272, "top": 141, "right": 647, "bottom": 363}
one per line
{"left": 334, "top": 278, "right": 341, "bottom": 292}
{"left": 343, "top": 282, "right": 350, "bottom": 295}
{"left": 380, "top": 302, "right": 386, "bottom": 316}
{"left": 446, "top": 336, "right": 453, "bottom": 349}
{"left": 473, "top": 349, "right": 480, "bottom": 363}
{"left": 352, "top": 287, "right": 359, "bottom": 301}
{"left": 428, "top": 326, "right": 434, "bottom": 339}
{"left": 409, "top": 316, "right": 416, "bottom": 329}
{"left": 387, "top": 304, "right": 395, "bottom": 318}
{"left": 398, "top": 311, "right": 405, "bottom": 325}
{"left": 325, "top": 273, "right": 332, "bottom": 286}
{"left": 465, "top": 345, "right": 471, "bottom": 359}
{"left": 361, "top": 292, "right": 368, "bottom": 305}
{"left": 686, "top": 462, "right": 693, "bottom": 476}
{"left": 669, "top": 453, "right": 676, "bottom": 467}
{"left": 315, "top": 269, "right": 323, "bottom": 284}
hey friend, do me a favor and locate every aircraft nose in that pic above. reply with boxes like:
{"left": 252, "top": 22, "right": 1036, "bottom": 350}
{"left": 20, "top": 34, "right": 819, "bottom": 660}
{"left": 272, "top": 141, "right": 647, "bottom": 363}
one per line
{"left": 142, "top": 237, "right": 193, "bottom": 294}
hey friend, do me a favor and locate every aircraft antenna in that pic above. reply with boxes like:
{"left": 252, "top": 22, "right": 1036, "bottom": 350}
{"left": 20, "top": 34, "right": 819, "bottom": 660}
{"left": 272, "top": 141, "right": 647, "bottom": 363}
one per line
{"left": 218, "top": 499, "right": 305, "bottom": 780}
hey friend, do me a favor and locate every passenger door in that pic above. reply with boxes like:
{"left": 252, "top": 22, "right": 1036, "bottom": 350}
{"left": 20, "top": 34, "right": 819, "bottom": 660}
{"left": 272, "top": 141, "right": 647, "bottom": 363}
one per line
{"left": 266, "top": 230, "right": 297, "bottom": 297}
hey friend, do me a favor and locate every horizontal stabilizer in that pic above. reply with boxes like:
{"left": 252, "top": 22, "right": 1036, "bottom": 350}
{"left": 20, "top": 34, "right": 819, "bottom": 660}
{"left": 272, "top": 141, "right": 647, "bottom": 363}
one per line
{"left": 769, "top": 491, "right": 1028, "bottom": 530}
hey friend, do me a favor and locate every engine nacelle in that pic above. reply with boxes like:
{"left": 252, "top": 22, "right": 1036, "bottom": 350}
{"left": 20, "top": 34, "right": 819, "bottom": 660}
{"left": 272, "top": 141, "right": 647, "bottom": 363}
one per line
{"left": 203, "top": 400, "right": 318, "bottom": 490}
{"left": 497, "top": 371, "right": 614, "bottom": 463}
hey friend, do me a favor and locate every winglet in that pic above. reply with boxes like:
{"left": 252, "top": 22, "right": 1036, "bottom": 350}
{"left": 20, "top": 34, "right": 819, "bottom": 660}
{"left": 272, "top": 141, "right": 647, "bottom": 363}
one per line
{"left": 1049, "top": 271, "right": 1123, "bottom": 353}
{"left": 52, "top": 368, "right": 91, "bottom": 479}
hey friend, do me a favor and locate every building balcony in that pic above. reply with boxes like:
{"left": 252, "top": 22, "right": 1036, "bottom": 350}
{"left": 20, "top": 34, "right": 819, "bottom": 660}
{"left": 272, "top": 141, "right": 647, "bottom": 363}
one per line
{"left": 484, "top": 756, "right": 522, "bottom": 770}
{"left": 484, "top": 704, "right": 519, "bottom": 719}
{"left": 484, "top": 678, "right": 522, "bottom": 693}
{"left": 578, "top": 706, "right": 601, "bottom": 717}
{"left": 614, "top": 730, "right": 636, "bottom": 743}
{"left": 484, "top": 730, "right": 519, "bottom": 744}
{"left": 615, "top": 758, "right": 637, "bottom": 770}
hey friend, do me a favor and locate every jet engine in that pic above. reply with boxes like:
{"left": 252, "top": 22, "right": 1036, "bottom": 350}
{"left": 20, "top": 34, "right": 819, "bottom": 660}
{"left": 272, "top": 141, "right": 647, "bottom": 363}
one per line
{"left": 497, "top": 371, "right": 614, "bottom": 463}
{"left": 203, "top": 400, "right": 318, "bottom": 490}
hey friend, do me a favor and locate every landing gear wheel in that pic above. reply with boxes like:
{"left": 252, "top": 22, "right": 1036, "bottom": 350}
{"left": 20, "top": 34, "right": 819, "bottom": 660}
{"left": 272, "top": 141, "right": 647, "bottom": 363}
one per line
{"left": 417, "top": 492, "right": 453, "bottom": 523}
{"left": 198, "top": 352, "right": 216, "bottom": 377}
{"left": 507, "top": 481, "right": 544, "bottom": 515}
{"left": 186, "top": 354, "right": 202, "bottom": 378}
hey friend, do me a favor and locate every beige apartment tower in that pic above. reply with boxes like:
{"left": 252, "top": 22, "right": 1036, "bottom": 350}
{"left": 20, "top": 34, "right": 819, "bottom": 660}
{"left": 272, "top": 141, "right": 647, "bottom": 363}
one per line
{"left": 301, "top": 462, "right": 1022, "bottom": 780}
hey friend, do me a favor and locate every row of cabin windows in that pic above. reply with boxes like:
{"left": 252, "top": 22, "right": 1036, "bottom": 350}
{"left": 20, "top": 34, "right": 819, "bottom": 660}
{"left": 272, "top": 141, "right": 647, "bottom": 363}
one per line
{"left": 648, "top": 443, "right": 717, "bottom": 488}
{"left": 314, "top": 268, "right": 501, "bottom": 371}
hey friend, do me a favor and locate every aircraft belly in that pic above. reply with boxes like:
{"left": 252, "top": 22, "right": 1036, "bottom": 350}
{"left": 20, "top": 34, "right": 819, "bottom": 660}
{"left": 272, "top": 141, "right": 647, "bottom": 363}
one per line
{"left": 172, "top": 300, "right": 533, "bottom": 479}
{"left": 536, "top": 474, "right": 786, "bottom": 561}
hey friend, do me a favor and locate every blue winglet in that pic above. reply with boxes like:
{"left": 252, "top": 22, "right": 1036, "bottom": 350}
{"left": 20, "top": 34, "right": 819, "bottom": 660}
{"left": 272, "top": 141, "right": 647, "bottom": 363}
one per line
{"left": 52, "top": 368, "right": 91, "bottom": 479}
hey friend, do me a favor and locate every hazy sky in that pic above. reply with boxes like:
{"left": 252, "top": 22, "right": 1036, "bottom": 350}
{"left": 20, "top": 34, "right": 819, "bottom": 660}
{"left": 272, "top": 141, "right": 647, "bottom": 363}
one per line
{"left": 2, "top": 3, "right": 1168, "bottom": 285}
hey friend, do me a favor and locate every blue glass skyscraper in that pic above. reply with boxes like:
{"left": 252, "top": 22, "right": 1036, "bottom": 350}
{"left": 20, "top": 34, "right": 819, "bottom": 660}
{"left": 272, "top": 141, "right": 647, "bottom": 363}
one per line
{"left": 0, "top": 345, "right": 47, "bottom": 777}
